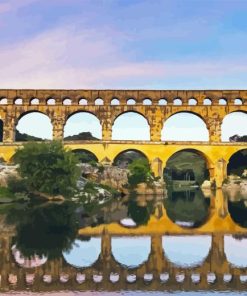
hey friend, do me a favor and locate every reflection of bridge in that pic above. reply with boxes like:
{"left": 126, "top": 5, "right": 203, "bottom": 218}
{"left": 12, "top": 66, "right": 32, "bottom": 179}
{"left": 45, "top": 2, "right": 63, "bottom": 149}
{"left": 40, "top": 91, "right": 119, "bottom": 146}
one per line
{"left": 0, "top": 190, "right": 247, "bottom": 292}
{"left": 0, "top": 89, "right": 246, "bottom": 187}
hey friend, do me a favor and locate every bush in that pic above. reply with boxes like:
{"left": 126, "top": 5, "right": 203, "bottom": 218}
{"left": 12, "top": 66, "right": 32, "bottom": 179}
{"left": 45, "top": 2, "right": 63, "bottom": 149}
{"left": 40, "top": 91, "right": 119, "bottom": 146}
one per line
{"left": 127, "top": 158, "right": 151, "bottom": 187}
{"left": 7, "top": 176, "right": 28, "bottom": 194}
{"left": 13, "top": 141, "right": 80, "bottom": 198}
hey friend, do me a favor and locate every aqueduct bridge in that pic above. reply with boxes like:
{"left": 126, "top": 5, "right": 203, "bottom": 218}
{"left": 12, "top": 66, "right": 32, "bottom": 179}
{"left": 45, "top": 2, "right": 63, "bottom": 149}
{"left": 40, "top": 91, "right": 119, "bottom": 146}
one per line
{"left": 0, "top": 89, "right": 246, "bottom": 187}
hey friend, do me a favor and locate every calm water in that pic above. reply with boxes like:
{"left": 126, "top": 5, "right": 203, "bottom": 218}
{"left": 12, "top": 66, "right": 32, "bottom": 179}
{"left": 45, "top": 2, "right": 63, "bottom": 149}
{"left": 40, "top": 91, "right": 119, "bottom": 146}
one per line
{"left": 1, "top": 187, "right": 247, "bottom": 295}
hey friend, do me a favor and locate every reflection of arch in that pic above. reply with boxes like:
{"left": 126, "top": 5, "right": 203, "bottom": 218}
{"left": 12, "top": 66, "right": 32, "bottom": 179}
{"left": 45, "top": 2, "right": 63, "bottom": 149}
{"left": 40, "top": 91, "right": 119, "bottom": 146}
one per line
{"left": 224, "top": 235, "right": 247, "bottom": 267}
{"left": 72, "top": 149, "right": 98, "bottom": 163}
{"left": 63, "top": 238, "right": 101, "bottom": 268}
{"left": 15, "top": 111, "right": 52, "bottom": 140}
{"left": 112, "top": 111, "right": 150, "bottom": 141}
{"left": 113, "top": 149, "right": 148, "bottom": 167}
{"left": 112, "top": 236, "right": 151, "bottom": 268}
{"left": 163, "top": 235, "right": 212, "bottom": 267}
{"left": 162, "top": 111, "right": 209, "bottom": 141}
{"left": 64, "top": 111, "right": 102, "bottom": 139}
{"left": 221, "top": 111, "right": 247, "bottom": 142}
{"left": 12, "top": 245, "right": 47, "bottom": 268}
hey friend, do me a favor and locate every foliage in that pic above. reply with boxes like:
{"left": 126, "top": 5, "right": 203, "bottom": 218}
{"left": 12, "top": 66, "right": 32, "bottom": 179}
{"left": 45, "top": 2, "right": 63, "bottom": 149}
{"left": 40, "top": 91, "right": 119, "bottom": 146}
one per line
{"left": 13, "top": 141, "right": 81, "bottom": 197}
{"left": 127, "top": 158, "right": 152, "bottom": 187}
{"left": 7, "top": 176, "right": 28, "bottom": 194}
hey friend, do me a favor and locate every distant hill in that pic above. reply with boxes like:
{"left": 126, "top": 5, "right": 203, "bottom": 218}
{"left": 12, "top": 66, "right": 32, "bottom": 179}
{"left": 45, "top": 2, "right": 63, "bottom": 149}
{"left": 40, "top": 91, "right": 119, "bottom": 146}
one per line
{"left": 229, "top": 135, "right": 247, "bottom": 142}
{"left": 64, "top": 132, "right": 99, "bottom": 141}
{"left": 15, "top": 130, "right": 43, "bottom": 141}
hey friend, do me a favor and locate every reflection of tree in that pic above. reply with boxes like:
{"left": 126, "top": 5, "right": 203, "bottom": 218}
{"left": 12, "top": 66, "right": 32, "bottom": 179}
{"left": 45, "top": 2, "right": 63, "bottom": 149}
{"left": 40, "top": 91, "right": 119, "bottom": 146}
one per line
{"left": 165, "top": 189, "right": 209, "bottom": 227}
{"left": 127, "top": 197, "right": 153, "bottom": 226}
{"left": 5, "top": 202, "right": 79, "bottom": 259}
{"left": 228, "top": 200, "right": 247, "bottom": 228}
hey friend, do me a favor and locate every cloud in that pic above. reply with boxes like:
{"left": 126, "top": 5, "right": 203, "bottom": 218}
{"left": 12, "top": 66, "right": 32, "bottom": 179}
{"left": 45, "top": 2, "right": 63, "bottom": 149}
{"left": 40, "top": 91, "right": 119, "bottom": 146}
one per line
{"left": 0, "top": 0, "right": 39, "bottom": 14}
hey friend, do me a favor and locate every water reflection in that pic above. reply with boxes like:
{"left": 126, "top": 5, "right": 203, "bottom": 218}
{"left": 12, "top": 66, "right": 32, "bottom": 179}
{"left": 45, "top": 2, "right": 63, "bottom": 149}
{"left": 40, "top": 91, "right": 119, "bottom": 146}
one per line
{"left": 225, "top": 235, "right": 247, "bottom": 267}
{"left": 164, "top": 188, "right": 210, "bottom": 227}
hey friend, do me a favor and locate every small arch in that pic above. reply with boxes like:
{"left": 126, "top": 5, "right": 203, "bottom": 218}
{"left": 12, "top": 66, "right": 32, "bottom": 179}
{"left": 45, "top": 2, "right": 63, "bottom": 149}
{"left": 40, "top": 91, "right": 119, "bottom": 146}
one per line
{"left": 111, "top": 98, "right": 120, "bottom": 105}
{"left": 30, "top": 98, "right": 39, "bottom": 105}
{"left": 0, "top": 97, "right": 7, "bottom": 104}
{"left": 127, "top": 98, "right": 136, "bottom": 105}
{"left": 158, "top": 98, "right": 167, "bottom": 105}
{"left": 188, "top": 98, "right": 197, "bottom": 105}
{"left": 219, "top": 98, "right": 227, "bottom": 105}
{"left": 234, "top": 98, "right": 243, "bottom": 105}
{"left": 78, "top": 98, "right": 87, "bottom": 105}
{"left": 143, "top": 98, "right": 152, "bottom": 105}
{"left": 72, "top": 149, "right": 98, "bottom": 163}
{"left": 173, "top": 98, "right": 182, "bottom": 105}
{"left": 63, "top": 98, "right": 72, "bottom": 105}
{"left": 203, "top": 98, "right": 212, "bottom": 105}
{"left": 14, "top": 97, "right": 23, "bottom": 105}
{"left": 47, "top": 98, "right": 56, "bottom": 105}
{"left": 95, "top": 98, "right": 104, "bottom": 105}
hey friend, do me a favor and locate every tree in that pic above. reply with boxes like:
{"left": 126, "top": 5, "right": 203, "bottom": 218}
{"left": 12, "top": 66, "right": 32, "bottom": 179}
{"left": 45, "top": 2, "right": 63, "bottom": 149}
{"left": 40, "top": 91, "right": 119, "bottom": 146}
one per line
{"left": 13, "top": 141, "right": 80, "bottom": 197}
{"left": 127, "top": 158, "right": 151, "bottom": 187}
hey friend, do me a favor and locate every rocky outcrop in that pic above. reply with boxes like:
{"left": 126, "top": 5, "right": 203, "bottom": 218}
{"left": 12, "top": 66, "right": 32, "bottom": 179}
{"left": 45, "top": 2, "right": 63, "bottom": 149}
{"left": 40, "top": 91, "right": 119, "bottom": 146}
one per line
{"left": 223, "top": 175, "right": 247, "bottom": 201}
{"left": 0, "top": 164, "right": 18, "bottom": 187}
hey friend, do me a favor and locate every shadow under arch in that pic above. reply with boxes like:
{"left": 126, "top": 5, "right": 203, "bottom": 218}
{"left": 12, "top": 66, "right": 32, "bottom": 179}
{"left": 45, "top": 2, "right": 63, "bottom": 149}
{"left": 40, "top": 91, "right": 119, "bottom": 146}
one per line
{"left": 113, "top": 149, "right": 149, "bottom": 168}
{"left": 111, "top": 236, "right": 151, "bottom": 269}
{"left": 112, "top": 111, "right": 150, "bottom": 141}
{"left": 162, "top": 111, "right": 209, "bottom": 142}
{"left": 0, "top": 119, "right": 3, "bottom": 142}
{"left": 221, "top": 111, "right": 247, "bottom": 142}
{"left": 15, "top": 110, "right": 53, "bottom": 141}
{"left": 227, "top": 148, "right": 247, "bottom": 176}
{"left": 72, "top": 149, "right": 98, "bottom": 163}
{"left": 162, "top": 235, "right": 212, "bottom": 268}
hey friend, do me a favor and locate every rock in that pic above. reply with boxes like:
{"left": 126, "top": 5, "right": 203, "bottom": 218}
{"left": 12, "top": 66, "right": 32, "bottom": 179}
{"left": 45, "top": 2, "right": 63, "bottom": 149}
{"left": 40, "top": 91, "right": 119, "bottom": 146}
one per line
{"left": 0, "top": 164, "right": 19, "bottom": 187}
{"left": 201, "top": 180, "right": 211, "bottom": 189}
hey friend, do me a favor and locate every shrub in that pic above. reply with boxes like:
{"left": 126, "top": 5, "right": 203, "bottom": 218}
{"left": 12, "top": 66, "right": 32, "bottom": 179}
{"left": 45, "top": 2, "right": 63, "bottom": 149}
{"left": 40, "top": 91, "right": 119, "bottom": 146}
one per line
{"left": 127, "top": 158, "right": 151, "bottom": 187}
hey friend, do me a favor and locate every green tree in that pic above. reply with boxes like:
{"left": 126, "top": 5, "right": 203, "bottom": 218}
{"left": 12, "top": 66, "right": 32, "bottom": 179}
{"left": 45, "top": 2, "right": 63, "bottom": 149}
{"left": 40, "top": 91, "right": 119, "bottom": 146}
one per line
{"left": 127, "top": 158, "right": 151, "bottom": 187}
{"left": 13, "top": 141, "right": 80, "bottom": 197}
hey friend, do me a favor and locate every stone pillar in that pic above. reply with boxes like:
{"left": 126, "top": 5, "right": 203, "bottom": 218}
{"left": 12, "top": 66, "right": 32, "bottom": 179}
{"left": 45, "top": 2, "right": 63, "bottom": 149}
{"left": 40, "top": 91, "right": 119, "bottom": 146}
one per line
{"left": 101, "top": 119, "right": 112, "bottom": 141}
{"left": 151, "top": 157, "right": 163, "bottom": 179}
{"left": 214, "top": 158, "right": 227, "bottom": 188}
{"left": 101, "top": 229, "right": 112, "bottom": 262}
{"left": 150, "top": 119, "right": 163, "bottom": 142}
{"left": 52, "top": 115, "right": 65, "bottom": 140}
{"left": 207, "top": 117, "right": 222, "bottom": 143}
{"left": 149, "top": 235, "right": 164, "bottom": 274}
{"left": 214, "top": 189, "right": 228, "bottom": 218}
{"left": 3, "top": 109, "right": 16, "bottom": 143}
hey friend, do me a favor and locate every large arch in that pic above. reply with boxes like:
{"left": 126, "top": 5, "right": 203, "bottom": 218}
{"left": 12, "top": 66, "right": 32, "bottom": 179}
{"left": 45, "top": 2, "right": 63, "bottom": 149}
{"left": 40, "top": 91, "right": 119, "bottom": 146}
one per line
{"left": 113, "top": 149, "right": 148, "bottom": 168}
{"left": 163, "top": 235, "right": 212, "bottom": 267}
{"left": 64, "top": 112, "right": 102, "bottom": 140}
{"left": 162, "top": 112, "right": 209, "bottom": 141}
{"left": 72, "top": 149, "right": 98, "bottom": 163}
{"left": 63, "top": 237, "right": 101, "bottom": 268}
{"left": 112, "top": 111, "right": 150, "bottom": 141}
{"left": 111, "top": 236, "right": 151, "bottom": 268}
{"left": 15, "top": 111, "right": 52, "bottom": 141}
{"left": 224, "top": 235, "right": 247, "bottom": 267}
{"left": 222, "top": 111, "right": 247, "bottom": 142}
{"left": 227, "top": 149, "right": 247, "bottom": 176}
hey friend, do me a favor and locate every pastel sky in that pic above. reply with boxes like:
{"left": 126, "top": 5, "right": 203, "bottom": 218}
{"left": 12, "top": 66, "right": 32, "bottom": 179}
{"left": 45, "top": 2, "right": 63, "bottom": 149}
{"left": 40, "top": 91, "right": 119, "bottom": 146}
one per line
{"left": 1, "top": 0, "right": 247, "bottom": 140}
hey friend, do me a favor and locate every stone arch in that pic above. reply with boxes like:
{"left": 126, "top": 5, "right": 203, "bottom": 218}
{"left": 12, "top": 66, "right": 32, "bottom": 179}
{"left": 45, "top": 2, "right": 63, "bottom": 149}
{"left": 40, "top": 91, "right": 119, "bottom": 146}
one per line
{"left": 158, "top": 98, "right": 167, "bottom": 105}
{"left": 219, "top": 98, "right": 227, "bottom": 105}
{"left": 173, "top": 97, "right": 182, "bottom": 105}
{"left": 162, "top": 111, "right": 209, "bottom": 141}
{"left": 143, "top": 98, "right": 152, "bottom": 105}
{"left": 30, "top": 97, "right": 39, "bottom": 105}
{"left": 203, "top": 98, "right": 212, "bottom": 105}
{"left": 78, "top": 98, "right": 87, "bottom": 105}
{"left": 63, "top": 238, "right": 101, "bottom": 268}
{"left": 234, "top": 98, "right": 243, "bottom": 105}
{"left": 111, "top": 98, "right": 120, "bottom": 105}
{"left": 221, "top": 111, "right": 247, "bottom": 142}
{"left": 163, "top": 148, "right": 211, "bottom": 185}
{"left": 227, "top": 149, "right": 247, "bottom": 176}
{"left": 188, "top": 98, "right": 197, "bottom": 105}
{"left": 0, "top": 97, "right": 7, "bottom": 104}
{"left": 95, "top": 97, "right": 104, "bottom": 105}
{"left": 63, "top": 98, "right": 72, "bottom": 105}
{"left": 64, "top": 111, "right": 102, "bottom": 140}
{"left": 111, "top": 236, "right": 151, "bottom": 268}
{"left": 127, "top": 98, "right": 136, "bottom": 105}
{"left": 113, "top": 149, "right": 149, "bottom": 168}
{"left": 14, "top": 97, "right": 23, "bottom": 105}
{"left": 46, "top": 97, "right": 56, "bottom": 105}
{"left": 112, "top": 111, "right": 150, "bottom": 141}
{"left": 15, "top": 111, "right": 53, "bottom": 141}
{"left": 72, "top": 149, "right": 98, "bottom": 163}
{"left": 163, "top": 235, "right": 212, "bottom": 267}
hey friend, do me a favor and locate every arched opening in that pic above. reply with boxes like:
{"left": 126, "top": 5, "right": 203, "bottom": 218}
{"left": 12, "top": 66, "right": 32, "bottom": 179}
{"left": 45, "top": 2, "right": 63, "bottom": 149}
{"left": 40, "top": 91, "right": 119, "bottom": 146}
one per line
{"left": 113, "top": 149, "right": 148, "bottom": 168}
{"left": 158, "top": 98, "right": 167, "bottom": 105}
{"left": 64, "top": 112, "right": 102, "bottom": 140}
{"left": 227, "top": 149, "right": 247, "bottom": 177}
{"left": 63, "top": 98, "right": 72, "bottom": 105}
{"left": 143, "top": 98, "right": 152, "bottom": 105}
{"left": 234, "top": 98, "right": 243, "bottom": 105}
{"left": 162, "top": 112, "right": 209, "bottom": 141}
{"left": 0, "top": 119, "right": 3, "bottom": 142}
{"left": 12, "top": 245, "right": 47, "bottom": 268}
{"left": 163, "top": 235, "right": 211, "bottom": 267}
{"left": 47, "top": 98, "right": 56, "bottom": 105}
{"left": 95, "top": 98, "right": 104, "bottom": 105}
{"left": 72, "top": 149, "right": 98, "bottom": 163}
{"left": 127, "top": 98, "right": 136, "bottom": 105}
{"left": 14, "top": 97, "right": 23, "bottom": 105}
{"left": 15, "top": 112, "right": 52, "bottom": 141}
{"left": 164, "top": 149, "right": 210, "bottom": 185}
{"left": 63, "top": 237, "right": 101, "bottom": 268}
{"left": 203, "top": 98, "right": 212, "bottom": 105}
{"left": 0, "top": 97, "right": 7, "bottom": 104}
{"left": 78, "top": 98, "right": 87, "bottom": 105}
{"left": 112, "top": 112, "right": 150, "bottom": 141}
{"left": 224, "top": 235, "right": 247, "bottom": 267}
{"left": 111, "top": 98, "right": 120, "bottom": 105}
{"left": 222, "top": 112, "right": 247, "bottom": 142}
{"left": 188, "top": 98, "right": 197, "bottom": 105}
{"left": 219, "top": 98, "right": 227, "bottom": 105}
{"left": 112, "top": 236, "right": 151, "bottom": 268}
{"left": 173, "top": 98, "right": 182, "bottom": 105}
{"left": 30, "top": 98, "right": 39, "bottom": 105}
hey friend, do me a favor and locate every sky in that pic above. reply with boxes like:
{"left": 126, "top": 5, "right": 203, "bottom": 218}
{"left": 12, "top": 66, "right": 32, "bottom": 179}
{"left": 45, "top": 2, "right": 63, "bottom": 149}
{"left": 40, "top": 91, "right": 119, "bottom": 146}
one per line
{"left": 1, "top": 0, "right": 247, "bottom": 140}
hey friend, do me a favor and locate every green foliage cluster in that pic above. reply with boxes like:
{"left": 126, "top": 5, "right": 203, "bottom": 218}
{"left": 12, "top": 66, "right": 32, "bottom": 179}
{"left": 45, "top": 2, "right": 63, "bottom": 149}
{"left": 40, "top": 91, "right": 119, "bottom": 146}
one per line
{"left": 13, "top": 141, "right": 80, "bottom": 197}
{"left": 127, "top": 158, "right": 152, "bottom": 187}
